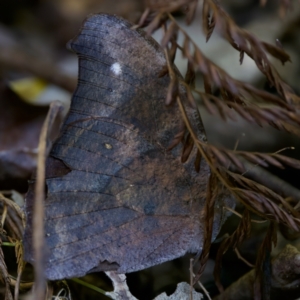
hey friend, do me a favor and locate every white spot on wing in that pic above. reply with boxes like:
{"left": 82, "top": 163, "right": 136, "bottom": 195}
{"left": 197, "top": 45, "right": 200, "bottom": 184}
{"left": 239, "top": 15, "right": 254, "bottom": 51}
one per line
{"left": 110, "top": 62, "right": 122, "bottom": 75}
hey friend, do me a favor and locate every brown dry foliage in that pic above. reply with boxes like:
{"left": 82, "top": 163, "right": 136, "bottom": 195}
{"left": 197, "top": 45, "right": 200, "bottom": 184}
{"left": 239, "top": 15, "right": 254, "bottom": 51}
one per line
{"left": 139, "top": 0, "right": 300, "bottom": 298}
{"left": 0, "top": 192, "right": 25, "bottom": 300}
{"left": 214, "top": 209, "right": 252, "bottom": 292}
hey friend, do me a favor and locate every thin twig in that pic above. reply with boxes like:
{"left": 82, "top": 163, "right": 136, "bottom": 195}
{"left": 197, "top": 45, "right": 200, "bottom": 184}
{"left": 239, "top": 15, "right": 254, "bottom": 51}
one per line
{"left": 197, "top": 280, "right": 212, "bottom": 300}
{"left": 224, "top": 206, "right": 267, "bottom": 224}
{"left": 234, "top": 248, "right": 254, "bottom": 268}
{"left": 9, "top": 276, "right": 33, "bottom": 290}
{"left": 71, "top": 278, "right": 110, "bottom": 298}
{"left": 32, "top": 101, "right": 64, "bottom": 299}
{"left": 1, "top": 204, "right": 7, "bottom": 228}
{"left": 189, "top": 259, "right": 194, "bottom": 300}
{"left": 14, "top": 271, "right": 22, "bottom": 300}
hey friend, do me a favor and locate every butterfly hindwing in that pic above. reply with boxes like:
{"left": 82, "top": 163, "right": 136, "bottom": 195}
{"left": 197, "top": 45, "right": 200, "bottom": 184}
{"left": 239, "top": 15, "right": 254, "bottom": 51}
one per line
{"left": 24, "top": 14, "right": 233, "bottom": 280}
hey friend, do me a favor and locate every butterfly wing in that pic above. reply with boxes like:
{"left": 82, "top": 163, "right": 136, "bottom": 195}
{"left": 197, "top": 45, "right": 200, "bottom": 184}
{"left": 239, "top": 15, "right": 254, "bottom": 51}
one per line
{"left": 24, "top": 14, "right": 233, "bottom": 280}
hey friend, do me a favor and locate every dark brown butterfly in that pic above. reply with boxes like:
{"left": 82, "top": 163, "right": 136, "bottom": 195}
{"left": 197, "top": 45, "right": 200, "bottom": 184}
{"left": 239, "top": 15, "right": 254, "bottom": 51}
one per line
{"left": 24, "top": 13, "right": 234, "bottom": 280}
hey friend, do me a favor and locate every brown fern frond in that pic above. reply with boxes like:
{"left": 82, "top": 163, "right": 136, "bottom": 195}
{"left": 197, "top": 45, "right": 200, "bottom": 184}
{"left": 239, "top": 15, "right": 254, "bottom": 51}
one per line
{"left": 141, "top": 2, "right": 300, "bottom": 294}
{"left": 163, "top": 45, "right": 181, "bottom": 106}
{"left": 145, "top": 0, "right": 194, "bottom": 12}
{"left": 181, "top": 132, "right": 194, "bottom": 162}
{"left": 214, "top": 209, "right": 251, "bottom": 292}
{"left": 203, "top": 144, "right": 246, "bottom": 172}
{"left": 184, "top": 0, "right": 198, "bottom": 24}
{"left": 195, "top": 91, "right": 300, "bottom": 135}
{"left": 161, "top": 21, "right": 178, "bottom": 47}
{"left": 227, "top": 172, "right": 300, "bottom": 217}
{"left": 184, "top": 61, "right": 196, "bottom": 88}
{"left": 163, "top": 23, "right": 179, "bottom": 64}
{"left": 170, "top": 22, "right": 294, "bottom": 108}
{"left": 202, "top": 1, "right": 216, "bottom": 42}
{"left": 204, "top": 0, "right": 290, "bottom": 64}
{"left": 175, "top": 93, "right": 300, "bottom": 231}
{"left": 166, "top": 75, "right": 179, "bottom": 106}
{"left": 199, "top": 143, "right": 300, "bottom": 175}
{"left": 134, "top": 7, "right": 151, "bottom": 28}
{"left": 238, "top": 151, "right": 300, "bottom": 170}
{"left": 15, "top": 240, "right": 24, "bottom": 277}
{"left": 276, "top": 122, "right": 300, "bottom": 137}
{"left": 145, "top": 12, "right": 167, "bottom": 35}
{"left": 167, "top": 121, "right": 186, "bottom": 150}
{"left": 143, "top": 0, "right": 299, "bottom": 106}
{"left": 202, "top": 0, "right": 299, "bottom": 103}
{"left": 254, "top": 222, "right": 277, "bottom": 299}
{"left": 194, "top": 149, "right": 202, "bottom": 173}
{"left": 194, "top": 174, "right": 218, "bottom": 284}
{"left": 185, "top": 86, "right": 197, "bottom": 109}
{"left": 144, "top": 0, "right": 199, "bottom": 23}
{"left": 232, "top": 186, "right": 300, "bottom": 231}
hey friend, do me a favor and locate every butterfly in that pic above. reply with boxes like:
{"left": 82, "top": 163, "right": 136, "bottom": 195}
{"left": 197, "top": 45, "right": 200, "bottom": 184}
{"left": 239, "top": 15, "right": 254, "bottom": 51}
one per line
{"left": 24, "top": 13, "right": 234, "bottom": 280}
